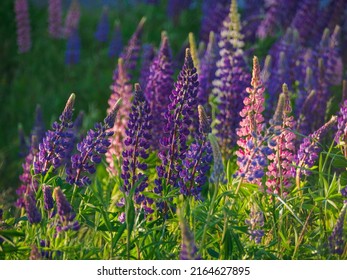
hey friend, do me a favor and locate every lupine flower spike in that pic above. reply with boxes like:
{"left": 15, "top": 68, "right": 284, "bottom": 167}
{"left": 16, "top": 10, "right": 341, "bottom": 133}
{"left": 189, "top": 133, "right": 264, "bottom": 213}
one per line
{"left": 213, "top": 0, "right": 251, "bottom": 154}
{"left": 63, "top": 0, "right": 80, "bottom": 38}
{"left": 145, "top": 32, "right": 174, "bottom": 150}
{"left": 155, "top": 49, "right": 199, "bottom": 209}
{"left": 65, "top": 28, "right": 80, "bottom": 65}
{"left": 120, "top": 84, "right": 153, "bottom": 216}
{"left": 53, "top": 187, "right": 79, "bottom": 232}
{"left": 24, "top": 194, "right": 41, "bottom": 224}
{"left": 106, "top": 59, "right": 132, "bottom": 174}
{"left": 66, "top": 99, "right": 121, "bottom": 187}
{"left": 95, "top": 7, "right": 110, "bottom": 43}
{"left": 108, "top": 21, "right": 123, "bottom": 58}
{"left": 120, "top": 17, "right": 146, "bottom": 75}
{"left": 328, "top": 202, "right": 347, "bottom": 255}
{"left": 235, "top": 56, "right": 269, "bottom": 192}
{"left": 245, "top": 205, "right": 265, "bottom": 244}
{"left": 34, "top": 93, "right": 75, "bottom": 175}
{"left": 15, "top": 0, "right": 31, "bottom": 53}
{"left": 296, "top": 115, "right": 337, "bottom": 190}
{"left": 188, "top": 32, "right": 200, "bottom": 74}
{"left": 266, "top": 84, "right": 296, "bottom": 197}
{"left": 178, "top": 106, "right": 212, "bottom": 199}
{"left": 48, "top": 0, "right": 62, "bottom": 38}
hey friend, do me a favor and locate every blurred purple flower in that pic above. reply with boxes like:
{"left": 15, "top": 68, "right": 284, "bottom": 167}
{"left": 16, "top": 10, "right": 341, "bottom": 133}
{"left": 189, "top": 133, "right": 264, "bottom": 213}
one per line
{"left": 245, "top": 206, "right": 265, "bottom": 244}
{"left": 108, "top": 22, "right": 123, "bottom": 58}
{"left": 139, "top": 43, "right": 156, "bottom": 87}
{"left": 329, "top": 202, "right": 347, "bottom": 255}
{"left": 48, "top": 0, "right": 62, "bottom": 38}
{"left": 24, "top": 194, "right": 41, "bottom": 224}
{"left": 65, "top": 28, "right": 80, "bottom": 65}
{"left": 15, "top": 0, "right": 31, "bottom": 53}
{"left": 95, "top": 7, "right": 110, "bottom": 43}
{"left": 63, "top": 0, "right": 80, "bottom": 38}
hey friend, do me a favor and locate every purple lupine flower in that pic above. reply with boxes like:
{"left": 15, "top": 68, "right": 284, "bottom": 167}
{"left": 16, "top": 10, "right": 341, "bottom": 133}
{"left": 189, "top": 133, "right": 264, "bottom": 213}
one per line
{"left": 16, "top": 135, "right": 39, "bottom": 208}
{"left": 155, "top": 49, "right": 199, "bottom": 202}
{"left": 213, "top": 0, "right": 251, "bottom": 154}
{"left": 106, "top": 59, "right": 132, "bottom": 174}
{"left": 139, "top": 43, "right": 156, "bottom": 87}
{"left": 335, "top": 99, "right": 347, "bottom": 156}
{"left": 42, "top": 185, "right": 54, "bottom": 211}
{"left": 199, "top": 0, "right": 229, "bottom": 43}
{"left": 63, "top": 0, "right": 80, "bottom": 38}
{"left": 178, "top": 106, "right": 212, "bottom": 200}
{"left": 245, "top": 206, "right": 265, "bottom": 244}
{"left": 179, "top": 213, "right": 201, "bottom": 260}
{"left": 53, "top": 187, "right": 79, "bottom": 232}
{"left": 15, "top": 0, "right": 31, "bottom": 53}
{"left": 66, "top": 99, "right": 121, "bottom": 187}
{"left": 144, "top": 33, "right": 174, "bottom": 150}
{"left": 108, "top": 21, "right": 123, "bottom": 58}
{"left": 241, "top": 0, "right": 264, "bottom": 43}
{"left": 256, "top": 0, "right": 298, "bottom": 40}
{"left": 329, "top": 202, "right": 347, "bottom": 255}
{"left": 120, "top": 17, "right": 146, "bottom": 75}
{"left": 120, "top": 84, "right": 153, "bottom": 215}
{"left": 235, "top": 56, "right": 269, "bottom": 187}
{"left": 296, "top": 115, "right": 337, "bottom": 177}
{"left": 266, "top": 84, "right": 296, "bottom": 197}
{"left": 33, "top": 93, "right": 75, "bottom": 175}
{"left": 289, "top": 0, "right": 319, "bottom": 45}
{"left": 95, "top": 7, "right": 109, "bottom": 43}
{"left": 24, "top": 194, "right": 41, "bottom": 224}
{"left": 48, "top": 0, "right": 62, "bottom": 38}
{"left": 65, "top": 28, "right": 80, "bottom": 65}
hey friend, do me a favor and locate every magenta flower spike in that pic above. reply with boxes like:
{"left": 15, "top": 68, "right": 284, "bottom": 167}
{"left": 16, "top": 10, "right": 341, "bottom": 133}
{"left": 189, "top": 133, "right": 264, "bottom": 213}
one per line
{"left": 63, "top": 0, "right": 81, "bottom": 38}
{"left": 15, "top": 0, "right": 31, "bottom": 53}
{"left": 48, "top": 0, "right": 62, "bottom": 38}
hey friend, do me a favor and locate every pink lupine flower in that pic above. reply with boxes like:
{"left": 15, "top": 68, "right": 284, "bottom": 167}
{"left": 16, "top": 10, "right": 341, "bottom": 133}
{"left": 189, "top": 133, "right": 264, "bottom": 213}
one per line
{"left": 63, "top": 0, "right": 80, "bottom": 38}
{"left": 265, "top": 84, "right": 296, "bottom": 197}
{"left": 15, "top": 0, "right": 31, "bottom": 53}
{"left": 235, "top": 56, "right": 268, "bottom": 189}
{"left": 106, "top": 59, "right": 132, "bottom": 174}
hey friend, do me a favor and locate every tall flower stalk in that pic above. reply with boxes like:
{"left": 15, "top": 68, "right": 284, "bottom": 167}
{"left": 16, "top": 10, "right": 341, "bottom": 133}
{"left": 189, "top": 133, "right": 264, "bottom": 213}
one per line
{"left": 155, "top": 49, "right": 199, "bottom": 208}
{"left": 63, "top": 0, "right": 80, "bottom": 38}
{"left": 120, "top": 84, "right": 153, "bottom": 215}
{"left": 235, "top": 56, "right": 269, "bottom": 192}
{"left": 66, "top": 99, "right": 121, "bottom": 187}
{"left": 145, "top": 32, "right": 174, "bottom": 150}
{"left": 34, "top": 94, "right": 76, "bottom": 175}
{"left": 15, "top": 0, "right": 31, "bottom": 53}
{"left": 106, "top": 59, "right": 132, "bottom": 174}
{"left": 48, "top": 0, "right": 62, "bottom": 38}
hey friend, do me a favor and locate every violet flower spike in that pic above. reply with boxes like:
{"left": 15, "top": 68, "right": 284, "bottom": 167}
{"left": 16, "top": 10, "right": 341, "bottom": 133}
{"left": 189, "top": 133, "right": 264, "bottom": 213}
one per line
{"left": 15, "top": 0, "right": 31, "bottom": 53}
{"left": 328, "top": 202, "right": 347, "bottom": 255}
{"left": 120, "top": 84, "right": 153, "bottom": 216}
{"left": 53, "top": 187, "right": 80, "bottom": 232}
{"left": 48, "top": 0, "right": 62, "bottom": 38}
{"left": 108, "top": 21, "right": 123, "bottom": 58}
{"left": 144, "top": 32, "right": 174, "bottom": 150}
{"left": 95, "top": 7, "right": 110, "bottom": 43}
{"left": 155, "top": 49, "right": 199, "bottom": 205}
{"left": 296, "top": 115, "right": 337, "bottom": 179}
{"left": 65, "top": 28, "right": 81, "bottom": 65}
{"left": 66, "top": 99, "right": 121, "bottom": 187}
{"left": 24, "top": 194, "right": 41, "bottom": 224}
{"left": 245, "top": 205, "right": 265, "bottom": 244}
{"left": 33, "top": 93, "right": 75, "bottom": 175}
{"left": 178, "top": 106, "right": 213, "bottom": 199}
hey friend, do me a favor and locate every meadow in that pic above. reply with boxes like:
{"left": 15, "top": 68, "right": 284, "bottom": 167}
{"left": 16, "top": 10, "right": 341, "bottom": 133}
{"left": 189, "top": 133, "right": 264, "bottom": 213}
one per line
{"left": 1, "top": 0, "right": 347, "bottom": 260}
